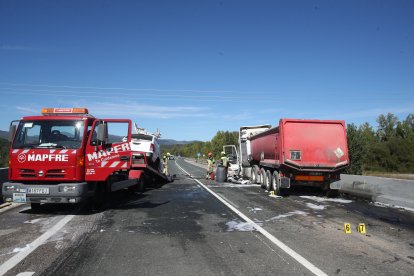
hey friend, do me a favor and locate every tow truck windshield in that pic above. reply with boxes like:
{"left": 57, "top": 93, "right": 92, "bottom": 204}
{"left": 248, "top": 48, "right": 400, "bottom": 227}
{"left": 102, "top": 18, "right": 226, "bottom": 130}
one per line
{"left": 12, "top": 120, "right": 85, "bottom": 149}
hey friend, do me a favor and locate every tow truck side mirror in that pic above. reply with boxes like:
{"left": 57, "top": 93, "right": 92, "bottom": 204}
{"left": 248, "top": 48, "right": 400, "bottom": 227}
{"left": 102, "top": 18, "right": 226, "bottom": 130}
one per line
{"left": 97, "top": 123, "right": 108, "bottom": 145}
{"left": 8, "top": 125, "right": 16, "bottom": 142}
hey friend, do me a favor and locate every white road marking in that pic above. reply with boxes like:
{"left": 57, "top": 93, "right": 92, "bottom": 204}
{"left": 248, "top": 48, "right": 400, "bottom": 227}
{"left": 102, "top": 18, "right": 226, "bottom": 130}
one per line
{"left": 0, "top": 203, "right": 25, "bottom": 214}
{"left": 16, "top": 272, "right": 35, "bottom": 276}
{"left": 175, "top": 161, "right": 328, "bottom": 276}
{"left": 0, "top": 215, "right": 74, "bottom": 276}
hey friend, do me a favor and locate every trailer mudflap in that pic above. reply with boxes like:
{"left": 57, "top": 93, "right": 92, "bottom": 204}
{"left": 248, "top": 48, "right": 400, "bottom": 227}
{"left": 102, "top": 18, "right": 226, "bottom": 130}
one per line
{"left": 280, "top": 177, "right": 290, "bottom": 188}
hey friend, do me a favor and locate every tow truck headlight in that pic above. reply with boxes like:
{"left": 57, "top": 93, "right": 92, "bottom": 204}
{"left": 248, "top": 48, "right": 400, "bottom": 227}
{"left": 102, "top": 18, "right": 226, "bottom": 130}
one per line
{"left": 60, "top": 185, "right": 77, "bottom": 192}
{"left": 5, "top": 185, "right": 16, "bottom": 191}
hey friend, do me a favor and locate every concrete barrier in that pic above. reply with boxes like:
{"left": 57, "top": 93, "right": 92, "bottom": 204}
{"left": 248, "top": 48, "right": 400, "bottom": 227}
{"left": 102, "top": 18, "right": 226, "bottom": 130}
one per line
{"left": 340, "top": 174, "right": 414, "bottom": 210}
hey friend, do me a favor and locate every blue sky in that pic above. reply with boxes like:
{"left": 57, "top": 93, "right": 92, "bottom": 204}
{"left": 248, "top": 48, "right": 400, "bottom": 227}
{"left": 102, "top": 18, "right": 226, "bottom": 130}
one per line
{"left": 0, "top": 0, "right": 413, "bottom": 141}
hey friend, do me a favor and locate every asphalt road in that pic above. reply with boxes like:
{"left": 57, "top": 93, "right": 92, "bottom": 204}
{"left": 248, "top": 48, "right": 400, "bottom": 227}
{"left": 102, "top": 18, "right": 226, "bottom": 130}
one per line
{"left": 0, "top": 158, "right": 413, "bottom": 276}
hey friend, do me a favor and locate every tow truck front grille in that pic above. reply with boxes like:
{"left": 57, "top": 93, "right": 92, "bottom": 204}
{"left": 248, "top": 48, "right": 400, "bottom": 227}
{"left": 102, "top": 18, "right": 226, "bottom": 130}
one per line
{"left": 45, "top": 169, "right": 66, "bottom": 178}
{"left": 19, "top": 169, "right": 36, "bottom": 178}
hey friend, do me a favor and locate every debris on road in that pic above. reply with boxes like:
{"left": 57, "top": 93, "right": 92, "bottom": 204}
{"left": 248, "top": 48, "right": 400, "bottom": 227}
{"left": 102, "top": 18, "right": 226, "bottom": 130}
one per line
{"left": 227, "top": 176, "right": 252, "bottom": 185}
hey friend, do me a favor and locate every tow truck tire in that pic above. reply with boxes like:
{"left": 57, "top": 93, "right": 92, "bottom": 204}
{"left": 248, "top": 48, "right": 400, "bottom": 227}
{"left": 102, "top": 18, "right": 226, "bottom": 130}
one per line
{"left": 260, "top": 168, "right": 266, "bottom": 188}
{"left": 265, "top": 170, "right": 272, "bottom": 191}
{"left": 31, "top": 203, "right": 41, "bottom": 210}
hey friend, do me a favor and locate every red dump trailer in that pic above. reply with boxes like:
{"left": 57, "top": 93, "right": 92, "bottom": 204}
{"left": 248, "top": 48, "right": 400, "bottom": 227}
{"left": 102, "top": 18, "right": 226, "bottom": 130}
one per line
{"left": 226, "top": 119, "right": 349, "bottom": 196}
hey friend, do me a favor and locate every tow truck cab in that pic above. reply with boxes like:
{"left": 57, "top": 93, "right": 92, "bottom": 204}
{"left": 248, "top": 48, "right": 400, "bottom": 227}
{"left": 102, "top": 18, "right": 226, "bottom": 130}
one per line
{"left": 2, "top": 108, "right": 133, "bottom": 205}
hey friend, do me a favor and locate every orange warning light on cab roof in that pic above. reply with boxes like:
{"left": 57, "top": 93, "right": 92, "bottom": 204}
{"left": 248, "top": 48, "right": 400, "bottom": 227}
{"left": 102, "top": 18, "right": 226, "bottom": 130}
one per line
{"left": 41, "top": 108, "right": 89, "bottom": 115}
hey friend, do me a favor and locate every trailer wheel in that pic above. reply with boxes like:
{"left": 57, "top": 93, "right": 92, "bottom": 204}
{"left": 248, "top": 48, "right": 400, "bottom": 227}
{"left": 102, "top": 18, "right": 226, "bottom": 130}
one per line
{"left": 272, "top": 171, "right": 285, "bottom": 196}
{"left": 260, "top": 168, "right": 266, "bottom": 188}
{"left": 265, "top": 170, "right": 272, "bottom": 191}
{"left": 250, "top": 165, "right": 260, "bottom": 184}
{"left": 271, "top": 171, "right": 278, "bottom": 191}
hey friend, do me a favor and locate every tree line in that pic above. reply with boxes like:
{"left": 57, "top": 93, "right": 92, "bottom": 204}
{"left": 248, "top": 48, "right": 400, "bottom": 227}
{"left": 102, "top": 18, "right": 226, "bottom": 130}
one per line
{"left": 346, "top": 113, "right": 414, "bottom": 175}
{"left": 162, "top": 130, "right": 239, "bottom": 160}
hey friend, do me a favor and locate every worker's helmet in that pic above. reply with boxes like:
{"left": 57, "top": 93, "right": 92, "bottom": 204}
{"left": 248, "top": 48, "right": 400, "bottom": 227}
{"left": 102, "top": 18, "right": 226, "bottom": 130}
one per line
{"left": 208, "top": 152, "right": 213, "bottom": 157}
{"left": 221, "top": 151, "right": 225, "bottom": 156}
{"left": 163, "top": 155, "right": 166, "bottom": 159}
{"left": 167, "top": 152, "right": 171, "bottom": 156}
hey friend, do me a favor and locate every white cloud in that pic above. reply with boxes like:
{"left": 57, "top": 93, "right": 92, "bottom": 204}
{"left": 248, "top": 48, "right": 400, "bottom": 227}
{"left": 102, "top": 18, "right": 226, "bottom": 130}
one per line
{"left": 72, "top": 101, "right": 211, "bottom": 119}
{"left": 15, "top": 106, "right": 39, "bottom": 115}
{"left": 0, "top": 45, "right": 35, "bottom": 51}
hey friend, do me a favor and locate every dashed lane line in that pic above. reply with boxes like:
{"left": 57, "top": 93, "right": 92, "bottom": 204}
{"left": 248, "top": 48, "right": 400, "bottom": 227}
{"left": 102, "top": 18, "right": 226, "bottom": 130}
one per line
{"left": 175, "top": 160, "right": 328, "bottom": 276}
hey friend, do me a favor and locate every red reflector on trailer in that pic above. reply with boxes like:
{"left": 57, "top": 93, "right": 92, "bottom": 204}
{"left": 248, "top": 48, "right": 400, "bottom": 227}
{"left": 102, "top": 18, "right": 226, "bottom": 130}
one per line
{"left": 295, "top": 175, "right": 324, "bottom": 182}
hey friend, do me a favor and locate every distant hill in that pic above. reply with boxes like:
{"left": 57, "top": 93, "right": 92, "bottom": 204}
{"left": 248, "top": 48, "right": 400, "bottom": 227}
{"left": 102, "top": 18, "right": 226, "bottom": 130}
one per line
{"left": 0, "top": 130, "right": 196, "bottom": 146}
{"left": 0, "top": 130, "right": 8, "bottom": 140}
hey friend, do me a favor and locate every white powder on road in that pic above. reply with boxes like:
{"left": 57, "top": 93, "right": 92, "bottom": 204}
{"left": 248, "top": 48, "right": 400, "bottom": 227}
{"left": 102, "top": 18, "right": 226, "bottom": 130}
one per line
{"left": 226, "top": 220, "right": 261, "bottom": 232}
{"left": 266, "top": 210, "right": 308, "bottom": 222}
{"left": 24, "top": 218, "right": 44, "bottom": 224}
{"left": 300, "top": 196, "right": 353, "bottom": 204}
{"left": 12, "top": 245, "right": 31, "bottom": 253}
{"left": 306, "top": 203, "right": 327, "bottom": 210}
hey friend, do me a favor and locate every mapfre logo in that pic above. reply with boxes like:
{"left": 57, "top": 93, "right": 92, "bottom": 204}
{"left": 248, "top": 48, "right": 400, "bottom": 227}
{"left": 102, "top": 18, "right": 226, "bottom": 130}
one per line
{"left": 18, "top": 154, "right": 26, "bottom": 163}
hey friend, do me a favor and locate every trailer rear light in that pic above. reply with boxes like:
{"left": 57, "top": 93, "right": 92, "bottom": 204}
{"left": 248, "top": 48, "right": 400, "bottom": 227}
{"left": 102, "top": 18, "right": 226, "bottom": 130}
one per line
{"left": 295, "top": 175, "right": 324, "bottom": 182}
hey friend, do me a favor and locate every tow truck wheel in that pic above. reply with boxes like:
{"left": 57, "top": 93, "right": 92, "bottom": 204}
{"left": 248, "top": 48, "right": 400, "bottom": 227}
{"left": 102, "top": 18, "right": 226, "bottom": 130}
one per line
{"left": 31, "top": 203, "right": 41, "bottom": 210}
{"left": 260, "top": 168, "right": 266, "bottom": 188}
{"left": 265, "top": 170, "right": 272, "bottom": 191}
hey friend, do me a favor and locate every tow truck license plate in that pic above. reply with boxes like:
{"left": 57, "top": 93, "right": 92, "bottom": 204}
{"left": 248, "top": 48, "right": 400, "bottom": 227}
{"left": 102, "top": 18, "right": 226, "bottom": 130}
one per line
{"left": 27, "top": 187, "right": 49, "bottom": 194}
{"left": 13, "top": 193, "right": 27, "bottom": 203}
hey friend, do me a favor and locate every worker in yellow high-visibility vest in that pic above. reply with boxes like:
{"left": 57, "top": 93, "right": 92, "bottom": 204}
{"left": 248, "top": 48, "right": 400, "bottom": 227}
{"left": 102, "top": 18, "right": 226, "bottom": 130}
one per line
{"left": 206, "top": 152, "right": 215, "bottom": 179}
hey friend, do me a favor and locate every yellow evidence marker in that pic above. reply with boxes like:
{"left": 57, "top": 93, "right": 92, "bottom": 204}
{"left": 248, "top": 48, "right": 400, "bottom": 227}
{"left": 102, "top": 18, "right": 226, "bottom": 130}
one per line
{"left": 344, "top": 223, "right": 352, "bottom": 234}
{"left": 270, "top": 191, "right": 275, "bottom": 196}
{"left": 357, "top": 223, "right": 366, "bottom": 234}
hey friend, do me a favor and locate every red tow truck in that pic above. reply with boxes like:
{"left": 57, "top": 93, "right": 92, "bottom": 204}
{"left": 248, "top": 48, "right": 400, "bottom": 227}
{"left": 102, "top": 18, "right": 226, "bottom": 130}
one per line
{"left": 2, "top": 108, "right": 170, "bottom": 209}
